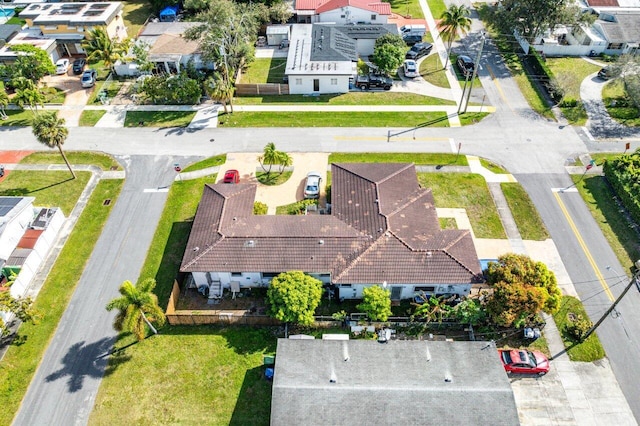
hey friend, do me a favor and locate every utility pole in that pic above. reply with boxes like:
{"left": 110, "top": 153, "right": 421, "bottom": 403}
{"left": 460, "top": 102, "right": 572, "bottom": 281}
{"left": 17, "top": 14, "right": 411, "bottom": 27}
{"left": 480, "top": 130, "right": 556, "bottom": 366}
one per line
{"left": 463, "top": 32, "right": 486, "bottom": 114}
{"left": 581, "top": 260, "right": 640, "bottom": 342}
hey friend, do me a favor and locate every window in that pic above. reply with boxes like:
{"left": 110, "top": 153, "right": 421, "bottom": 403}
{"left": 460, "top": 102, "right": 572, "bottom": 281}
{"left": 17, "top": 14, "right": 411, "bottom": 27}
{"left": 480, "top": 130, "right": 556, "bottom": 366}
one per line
{"left": 231, "top": 272, "right": 243, "bottom": 277}
{"left": 341, "top": 14, "right": 345, "bottom": 18}
{"left": 330, "top": 78, "right": 337, "bottom": 85}
{"left": 67, "top": 26, "right": 76, "bottom": 30}
{"left": 371, "top": 14, "right": 376, "bottom": 20}
{"left": 340, "top": 284, "right": 352, "bottom": 287}
{"left": 44, "top": 25, "right": 57, "bottom": 30}
{"left": 295, "top": 78, "right": 302, "bottom": 85}
{"left": 607, "top": 43, "right": 623, "bottom": 50}
{"left": 414, "top": 286, "right": 436, "bottom": 292}
{"left": 262, "top": 273, "right": 279, "bottom": 279}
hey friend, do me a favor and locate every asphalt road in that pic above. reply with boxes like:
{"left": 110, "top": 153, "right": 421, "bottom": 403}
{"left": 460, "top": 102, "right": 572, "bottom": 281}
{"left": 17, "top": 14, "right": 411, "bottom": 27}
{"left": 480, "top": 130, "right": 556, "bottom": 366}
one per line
{"left": 12, "top": 155, "right": 200, "bottom": 426}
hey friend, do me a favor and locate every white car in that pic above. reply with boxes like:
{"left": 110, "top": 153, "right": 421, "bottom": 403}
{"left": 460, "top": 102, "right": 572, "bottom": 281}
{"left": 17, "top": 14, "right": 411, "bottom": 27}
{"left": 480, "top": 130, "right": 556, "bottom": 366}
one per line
{"left": 304, "top": 172, "right": 322, "bottom": 199}
{"left": 403, "top": 60, "right": 419, "bottom": 78}
{"left": 55, "top": 58, "right": 70, "bottom": 75}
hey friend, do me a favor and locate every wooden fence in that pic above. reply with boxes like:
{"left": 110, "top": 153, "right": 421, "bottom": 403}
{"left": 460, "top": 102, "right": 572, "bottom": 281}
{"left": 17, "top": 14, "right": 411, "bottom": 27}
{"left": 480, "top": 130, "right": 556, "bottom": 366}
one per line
{"left": 235, "top": 83, "right": 289, "bottom": 96}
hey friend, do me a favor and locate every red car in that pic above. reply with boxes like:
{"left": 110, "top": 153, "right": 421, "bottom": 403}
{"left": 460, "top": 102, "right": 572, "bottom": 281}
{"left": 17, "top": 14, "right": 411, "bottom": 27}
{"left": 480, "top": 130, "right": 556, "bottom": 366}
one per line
{"left": 499, "top": 349, "right": 550, "bottom": 375}
{"left": 223, "top": 169, "right": 239, "bottom": 184}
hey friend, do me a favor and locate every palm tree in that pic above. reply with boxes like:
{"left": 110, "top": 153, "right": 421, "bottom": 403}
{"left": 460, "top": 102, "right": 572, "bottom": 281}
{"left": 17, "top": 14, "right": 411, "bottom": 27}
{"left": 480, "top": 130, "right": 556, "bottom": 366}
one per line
{"left": 0, "top": 83, "right": 8, "bottom": 120}
{"left": 82, "top": 27, "right": 129, "bottom": 72}
{"left": 13, "top": 78, "right": 45, "bottom": 113}
{"left": 204, "top": 73, "right": 234, "bottom": 114}
{"left": 438, "top": 5, "right": 472, "bottom": 69}
{"left": 277, "top": 151, "right": 292, "bottom": 176}
{"left": 31, "top": 111, "right": 75, "bottom": 179}
{"left": 106, "top": 279, "right": 166, "bottom": 341}
{"left": 258, "top": 142, "right": 279, "bottom": 176}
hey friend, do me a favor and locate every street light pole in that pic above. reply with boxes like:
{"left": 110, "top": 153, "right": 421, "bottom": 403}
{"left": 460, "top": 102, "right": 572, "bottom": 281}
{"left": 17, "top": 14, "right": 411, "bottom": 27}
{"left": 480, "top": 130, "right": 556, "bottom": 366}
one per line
{"left": 462, "top": 32, "right": 485, "bottom": 114}
{"left": 581, "top": 260, "right": 640, "bottom": 342}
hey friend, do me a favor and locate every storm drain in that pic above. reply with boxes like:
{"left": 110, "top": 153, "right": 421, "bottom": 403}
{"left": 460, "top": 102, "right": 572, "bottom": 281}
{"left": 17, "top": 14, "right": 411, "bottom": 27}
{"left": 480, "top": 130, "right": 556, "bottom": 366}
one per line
{"left": 103, "top": 199, "right": 111, "bottom": 206}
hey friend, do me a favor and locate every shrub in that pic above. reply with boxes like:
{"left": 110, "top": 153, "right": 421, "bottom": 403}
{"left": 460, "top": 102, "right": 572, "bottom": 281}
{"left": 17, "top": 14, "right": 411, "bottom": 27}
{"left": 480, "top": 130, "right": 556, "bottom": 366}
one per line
{"left": 140, "top": 72, "right": 202, "bottom": 105}
{"left": 284, "top": 199, "right": 317, "bottom": 215}
{"left": 603, "top": 150, "right": 640, "bottom": 224}
{"left": 565, "top": 314, "right": 592, "bottom": 341}
{"left": 253, "top": 201, "right": 268, "bottom": 215}
{"left": 559, "top": 97, "right": 578, "bottom": 107}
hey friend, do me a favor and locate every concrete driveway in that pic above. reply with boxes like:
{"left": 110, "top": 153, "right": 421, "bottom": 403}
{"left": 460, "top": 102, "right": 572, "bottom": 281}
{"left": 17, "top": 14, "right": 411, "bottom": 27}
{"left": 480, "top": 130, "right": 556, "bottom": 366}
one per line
{"left": 42, "top": 71, "right": 92, "bottom": 126}
{"left": 220, "top": 152, "right": 330, "bottom": 214}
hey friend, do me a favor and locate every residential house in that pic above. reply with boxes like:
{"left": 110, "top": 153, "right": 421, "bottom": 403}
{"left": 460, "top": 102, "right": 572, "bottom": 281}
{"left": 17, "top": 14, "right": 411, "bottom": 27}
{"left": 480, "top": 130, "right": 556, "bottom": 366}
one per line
{"left": 0, "top": 24, "right": 21, "bottom": 48}
{"left": 180, "top": 163, "right": 482, "bottom": 302}
{"left": 284, "top": 23, "right": 398, "bottom": 94}
{"left": 270, "top": 339, "right": 520, "bottom": 425}
{"left": 19, "top": 2, "right": 126, "bottom": 57}
{"left": 294, "top": 0, "right": 391, "bottom": 24}
{"left": 0, "top": 28, "right": 59, "bottom": 66}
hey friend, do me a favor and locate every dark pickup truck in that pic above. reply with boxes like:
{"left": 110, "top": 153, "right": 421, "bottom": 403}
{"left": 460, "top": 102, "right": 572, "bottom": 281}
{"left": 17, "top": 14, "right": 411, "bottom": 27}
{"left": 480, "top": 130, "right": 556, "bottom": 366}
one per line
{"left": 356, "top": 73, "right": 393, "bottom": 90}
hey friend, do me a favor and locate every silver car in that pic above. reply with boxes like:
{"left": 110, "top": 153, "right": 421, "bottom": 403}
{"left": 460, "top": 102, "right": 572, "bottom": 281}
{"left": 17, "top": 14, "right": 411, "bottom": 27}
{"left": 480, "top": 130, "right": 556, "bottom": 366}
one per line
{"left": 304, "top": 172, "right": 322, "bottom": 199}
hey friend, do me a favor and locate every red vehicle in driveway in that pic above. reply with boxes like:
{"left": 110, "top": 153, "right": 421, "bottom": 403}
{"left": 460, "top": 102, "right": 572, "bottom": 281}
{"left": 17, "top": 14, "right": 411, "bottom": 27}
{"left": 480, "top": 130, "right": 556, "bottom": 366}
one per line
{"left": 499, "top": 349, "right": 550, "bottom": 375}
{"left": 223, "top": 169, "right": 239, "bottom": 184}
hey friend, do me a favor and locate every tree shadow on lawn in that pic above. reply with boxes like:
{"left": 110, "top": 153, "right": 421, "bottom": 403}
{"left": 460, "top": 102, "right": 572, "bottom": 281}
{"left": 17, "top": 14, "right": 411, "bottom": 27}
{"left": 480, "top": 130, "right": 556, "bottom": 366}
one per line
{"left": 229, "top": 365, "right": 272, "bottom": 426}
{"left": 0, "top": 178, "right": 75, "bottom": 197}
{"left": 153, "top": 220, "right": 194, "bottom": 308}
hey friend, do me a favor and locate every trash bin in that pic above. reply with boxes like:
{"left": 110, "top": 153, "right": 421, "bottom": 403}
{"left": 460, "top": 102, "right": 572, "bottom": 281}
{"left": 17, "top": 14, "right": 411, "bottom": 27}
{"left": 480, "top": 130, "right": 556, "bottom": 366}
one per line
{"left": 263, "top": 355, "right": 275, "bottom": 366}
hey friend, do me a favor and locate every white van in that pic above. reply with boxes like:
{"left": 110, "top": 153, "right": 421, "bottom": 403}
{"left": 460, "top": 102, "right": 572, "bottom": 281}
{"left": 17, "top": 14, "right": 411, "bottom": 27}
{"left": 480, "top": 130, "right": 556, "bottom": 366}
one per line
{"left": 400, "top": 24, "right": 427, "bottom": 37}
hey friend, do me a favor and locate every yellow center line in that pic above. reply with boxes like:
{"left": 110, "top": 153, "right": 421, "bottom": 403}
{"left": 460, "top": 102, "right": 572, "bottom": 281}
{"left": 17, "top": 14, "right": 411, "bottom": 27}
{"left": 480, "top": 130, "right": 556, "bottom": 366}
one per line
{"left": 485, "top": 64, "right": 513, "bottom": 112}
{"left": 553, "top": 192, "right": 614, "bottom": 301}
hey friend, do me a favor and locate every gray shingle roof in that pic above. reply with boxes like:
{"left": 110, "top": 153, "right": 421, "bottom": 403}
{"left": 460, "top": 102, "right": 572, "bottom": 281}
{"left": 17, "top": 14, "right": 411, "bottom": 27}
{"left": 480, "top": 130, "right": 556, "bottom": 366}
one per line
{"left": 271, "top": 339, "right": 520, "bottom": 426}
{"left": 180, "top": 164, "right": 482, "bottom": 285}
{"left": 598, "top": 13, "right": 640, "bottom": 43}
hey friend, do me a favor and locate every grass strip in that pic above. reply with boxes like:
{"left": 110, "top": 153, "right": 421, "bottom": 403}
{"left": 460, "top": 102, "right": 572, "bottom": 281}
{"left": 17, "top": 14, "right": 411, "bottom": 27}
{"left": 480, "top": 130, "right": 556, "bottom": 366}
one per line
{"left": 233, "top": 92, "right": 456, "bottom": 106}
{"left": 256, "top": 171, "right": 292, "bottom": 185}
{"left": 419, "top": 173, "right": 506, "bottom": 239}
{"left": 90, "top": 326, "right": 275, "bottom": 426}
{"left": 218, "top": 111, "right": 450, "bottom": 127}
{"left": 0, "top": 179, "right": 124, "bottom": 425}
{"left": 20, "top": 152, "right": 121, "bottom": 171}
{"left": 389, "top": 0, "right": 425, "bottom": 19}
{"left": 552, "top": 295, "right": 605, "bottom": 362}
{"left": 501, "top": 182, "right": 550, "bottom": 241}
{"left": 0, "top": 171, "right": 90, "bottom": 216}
{"left": 124, "top": 111, "right": 196, "bottom": 128}
{"left": 0, "top": 109, "right": 33, "bottom": 126}
{"left": 78, "top": 110, "right": 107, "bottom": 127}
{"left": 328, "top": 152, "right": 468, "bottom": 166}
{"left": 419, "top": 54, "right": 450, "bottom": 88}
{"left": 181, "top": 155, "right": 227, "bottom": 173}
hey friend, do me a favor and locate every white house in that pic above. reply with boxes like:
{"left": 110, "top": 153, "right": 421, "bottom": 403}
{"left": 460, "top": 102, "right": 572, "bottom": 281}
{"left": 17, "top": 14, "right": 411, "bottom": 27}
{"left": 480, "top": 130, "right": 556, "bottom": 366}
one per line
{"left": 294, "top": 0, "right": 391, "bottom": 24}
{"left": 180, "top": 163, "right": 482, "bottom": 301}
{"left": 0, "top": 197, "right": 36, "bottom": 263}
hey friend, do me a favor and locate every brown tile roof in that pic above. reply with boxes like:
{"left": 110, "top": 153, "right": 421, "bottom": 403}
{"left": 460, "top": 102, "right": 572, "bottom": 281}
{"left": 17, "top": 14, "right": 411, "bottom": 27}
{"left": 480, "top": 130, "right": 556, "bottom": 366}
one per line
{"left": 181, "top": 163, "right": 482, "bottom": 285}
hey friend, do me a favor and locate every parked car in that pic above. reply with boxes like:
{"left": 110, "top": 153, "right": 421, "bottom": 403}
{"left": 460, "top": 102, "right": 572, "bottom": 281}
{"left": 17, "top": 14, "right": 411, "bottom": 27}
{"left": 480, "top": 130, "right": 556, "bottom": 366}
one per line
{"left": 456, "top": 55, "right": 475, "bottom": 77}
{"left": 405, "top": 42, "right": 433, "bottom": 60}
{"left": 304, "top": 172, "right": 322, "bottom": 199}
{"left": 403, "top": 34, "right": 423, "bottom": 46}
{"left": 223, "top": 169, "right": 240, "bottom": 184}
{"left": 598, "top": 66, "right": 613, "bottom": 80}
{"left": 72, "top": 58, "right": 86, "bottom": 74}
{"left": 81, "top": 69, "right": 97, "bottom": 88}
{"left": 55, "top": 58, "right": 70, "bottom": 75}
{"left": 499, "top": 349, "right": 550, "bottom": 375}
{"left": 403, "top": 60, "right": 419, "bottom": 78}
{"left": 356, "top": 73, "right": 392, "bottom": 91}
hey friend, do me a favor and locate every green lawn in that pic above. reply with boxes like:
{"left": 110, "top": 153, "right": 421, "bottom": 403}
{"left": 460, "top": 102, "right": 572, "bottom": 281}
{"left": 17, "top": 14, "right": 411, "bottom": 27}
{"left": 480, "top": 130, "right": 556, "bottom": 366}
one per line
{"left": 42, "top": 87, "right": 66, "bottom": 104}
{"left": 240, "top": 58, "right": 286, "bottom": 84}
{"left": 419, "top": 173, "right": 506, "bottom": 239}
{"left": 389, "top": 0, "right": 425, "bottom": 19}
{"left": 20, "top": 151, "right": 121, "bottom": 171}
{"left": 552, "top": 296, "right": 605, "bottom": 362}
{"left": 459, "top": 112, "right": 489, "bottom": 125}
{"left": 88, "top": 79, "right": 126, "bottom": 105}
{"left": 0, "top": 109, "right": 33, "bottom": 126}
{"left": 256, "top": 171, "right": 292, "bottom": 185}
{"left": 546, "top": 58, "right": 600, "bottom": 125}
{"left": 0, "top": 179, "right": 123, "bottom": 426}
{"left": 602, "top": 79, "right": 640, "bottom": 127}
{"left": 328, "top": 152, "right": 469, "bottom": 166}
{"left": 501, "top": 182, "right": 550, "bottom": 241}
{"left": 121, "top": 0, "right": 153, "bottom": 38}
{"left": 218, "top": 111, "right": 451, "bottom": 127}
{"left": 480, "top": 158, "right": 507, "bottom": 174}
{"left": 90, "top": 326, "right": 275, "bottom": 426}
{"left": 124, "top": 111, "right": 196, "bottom": 128}
{"left": 234, "top": 92, "right": 456, "bottom": 106}
{"left": 426, "top": 0, "right": 446, "bottom": 19}
{"left": 78, "top": 110, "right": 107, "bottom": 127}
{"left": 0, "top": 171, "right": 90, "bottom": 215}
{"left": 181, "top": 155, "right": 227, "bottom": 173}
{"left": 419, "top": 54, "right": 450, "bottom": 89}
{"left": 575, "top": 174, "right": 639, "bottom": 273}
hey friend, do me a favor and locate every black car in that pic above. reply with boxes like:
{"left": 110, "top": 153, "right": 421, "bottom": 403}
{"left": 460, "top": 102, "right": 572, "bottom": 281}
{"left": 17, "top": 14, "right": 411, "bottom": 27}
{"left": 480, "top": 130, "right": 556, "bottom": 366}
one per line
{"left": 405, "top": 43, "right": 433, "bottom": 60}
{"left": 403, "top": 34, "right": 423, "bottom": 46}
{"left": 356, "top": 73, "right": 393, "bottom": 90}
{"left": 72, "top": 58, "right": 86, "bottom": 74}
{"left": 456, "top": 55, "right": 475, "bottom": 77}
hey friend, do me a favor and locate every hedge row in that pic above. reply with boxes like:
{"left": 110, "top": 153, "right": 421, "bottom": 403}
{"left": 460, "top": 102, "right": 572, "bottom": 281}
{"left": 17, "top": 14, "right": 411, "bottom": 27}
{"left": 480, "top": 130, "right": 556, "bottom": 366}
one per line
{"left": 524, "top": 49, "right": 563, "bottom": 102}
{"left": 603, "top": 150, "right": 640, "bottom": 224}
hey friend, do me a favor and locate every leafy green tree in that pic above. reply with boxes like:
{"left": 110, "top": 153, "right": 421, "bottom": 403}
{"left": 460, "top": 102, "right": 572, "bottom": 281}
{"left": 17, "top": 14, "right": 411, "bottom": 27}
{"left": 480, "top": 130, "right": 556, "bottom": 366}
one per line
{"left": 106, "top": 278, "right": 166, "bottom": 341}
{"left": 0, "top": 272, "right": 38, "bottom": 336}
{"left": 140, "top": 73, "right": 202, "bottom": 105}
{"left": 357, "top": 286, "right": 392, "bottom": 322}
{"left": 411, "top": 294, "right": 453, "bottom": 323}
{"left": 131, "top": 41, "right": 154, "bottom": 73}
{"left": 438, "top": 5, "right": 472, "bottom": 69}
{"left": 266, "top": 271, "right": 322, "bottom": 326}
{"left": 608, "top": 55, "right": 640, "bottom": 113}
{"left": 7, "top": 44, "right": 56, "bottom": 83}
{"left": 82, "top": 27, "right": 130, "bottom": 72}
{"left": 31, "top": 111, "right": 75, "bottom": 179}
{"left": 204, "top": 73, "right": 234, "bottom": 113}
{"left": 270, "top": 2, "right": 293, "bottom": 24}
{"left": 0, "top": 82, "right": 8, "bottom": 120}
{"left": 485, "top": 253, "right": 561, "bottom": 327}
{"left": 452, "top": 298, "right": 487, "bottom": 325}
{"left": 371, "top": 39, "right": 405, "bottom": 76}
{"left": 492, "top": 0, "right": 594, "bottom": 42}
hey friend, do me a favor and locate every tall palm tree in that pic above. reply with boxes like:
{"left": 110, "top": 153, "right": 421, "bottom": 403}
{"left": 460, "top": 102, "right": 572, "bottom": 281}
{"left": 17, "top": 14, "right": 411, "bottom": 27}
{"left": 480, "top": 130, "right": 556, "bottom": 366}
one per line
{"left": 31, "top": 111, "right": 75, "bottom": 179}
{"left": 438, "top": 5, "right": 472, "bottom": 69}
{"left": 204, "top": 73, "right": 234, "bottom": 114}
{"left": 0, "top": 83, "right": 8, "bottom": 119}
{"left": 258, "top": 142, "right": 279, "bottom": 176}
{"left": 106, "top": 279, "right": 166, "bottom": 341}
{"left": 277, "top": 151, "right": 292, "bottom": 176}
{"left": 82, "top": 27, "right": 129, "bottom": 72}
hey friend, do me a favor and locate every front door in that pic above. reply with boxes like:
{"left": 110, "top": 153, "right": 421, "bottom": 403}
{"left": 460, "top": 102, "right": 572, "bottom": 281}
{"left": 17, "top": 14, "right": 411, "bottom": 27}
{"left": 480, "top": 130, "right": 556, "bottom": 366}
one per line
{"left": 390, "top": 286, "right": 402, "bottom": 300}
{"left": 313, "top": 79, "right": 320, "bottom": 92}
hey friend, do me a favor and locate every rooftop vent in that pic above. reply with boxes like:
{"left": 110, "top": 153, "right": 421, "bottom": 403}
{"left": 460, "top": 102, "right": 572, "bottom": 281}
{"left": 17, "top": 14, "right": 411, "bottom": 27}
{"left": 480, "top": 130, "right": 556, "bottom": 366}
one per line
{"left": 244, "top": 240, "right": 255, "bottom": 248}
{"left": 319, "top": 239, "right": 324, "bottom": 245}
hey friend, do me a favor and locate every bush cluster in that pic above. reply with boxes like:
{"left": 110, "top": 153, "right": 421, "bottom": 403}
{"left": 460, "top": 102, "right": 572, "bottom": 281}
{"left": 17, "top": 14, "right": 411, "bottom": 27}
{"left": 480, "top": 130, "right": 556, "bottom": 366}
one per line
{"left": 603, "top": 150, "right": 640, "bottom": 224}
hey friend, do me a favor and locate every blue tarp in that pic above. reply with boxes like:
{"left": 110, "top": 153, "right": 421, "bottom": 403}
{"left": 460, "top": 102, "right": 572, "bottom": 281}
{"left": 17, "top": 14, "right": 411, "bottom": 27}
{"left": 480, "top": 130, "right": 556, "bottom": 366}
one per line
{"left": 159, "top": 5, "right": 179, "bottom": 22}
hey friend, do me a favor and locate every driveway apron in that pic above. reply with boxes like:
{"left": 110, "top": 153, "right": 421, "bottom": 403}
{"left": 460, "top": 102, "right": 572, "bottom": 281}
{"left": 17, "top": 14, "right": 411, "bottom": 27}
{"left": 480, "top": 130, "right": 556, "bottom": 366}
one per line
{"left": 12, "top": 155, "right": 199, "bottom": 426}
